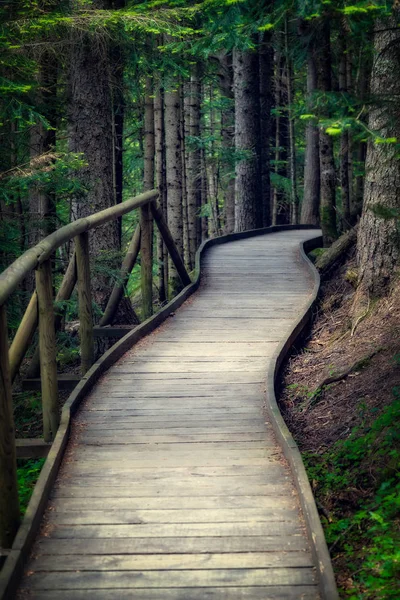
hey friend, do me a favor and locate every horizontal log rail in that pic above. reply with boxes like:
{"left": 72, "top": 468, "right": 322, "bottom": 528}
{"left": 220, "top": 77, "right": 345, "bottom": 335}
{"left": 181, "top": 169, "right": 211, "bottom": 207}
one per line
{"left": 0, "top": 190, "right": 158, "bottom": 306}
{"left": 0, "top": 189, "right": 192, "bottom": 550}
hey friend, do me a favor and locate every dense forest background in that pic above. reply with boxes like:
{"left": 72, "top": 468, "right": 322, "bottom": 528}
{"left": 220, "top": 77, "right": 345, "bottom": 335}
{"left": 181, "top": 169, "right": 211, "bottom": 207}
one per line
{"left": 1, "top": 0, "right": 400, "bottom": 597}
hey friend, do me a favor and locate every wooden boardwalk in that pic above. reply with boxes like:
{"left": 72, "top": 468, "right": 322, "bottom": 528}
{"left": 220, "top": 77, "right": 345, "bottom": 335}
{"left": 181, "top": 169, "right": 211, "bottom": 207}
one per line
{"left": 20, "top": 229, "right": 322, "bottom": 599}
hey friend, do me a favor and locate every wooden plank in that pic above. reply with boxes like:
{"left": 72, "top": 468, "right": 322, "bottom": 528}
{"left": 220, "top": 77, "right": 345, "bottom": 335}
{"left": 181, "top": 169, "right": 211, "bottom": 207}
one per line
{"left": 22, "top": 587, "right": 319, "bottom": 600}
{"left": 93, "top": 326, "right": 135, "bottom": 338}
{"left": 15, "top": 439, "right": 51, "bottom": 459}
{"left": 78, "top": 419, "right": 267, "bottom": 431}
{"left": 63, "top": 465, "right": 283, "bottom": 478}
{"left": 54, "top": 474, "right": 290, "bottom": 489}
{"left": 74, "top": 442, "right": 272, "bottom": 453}
{"left": 52, "top": 484, "right": 291, "bottom": 498}
{"left": 22, "top": 375, "right": 81, "bottom": 392}
{"left": 32, "top": 552, "right": 314, "bottom": 571}
{"left": 49, "top": 522, "right": 301, "bottom": 539}
{"left": 50, "top": 495, "right": 294, "bottom": 511}
{"left": 22, "top": 568, "right": 317, "bottom": 589}
{"left": 81, "top": 412, "right": 265, "bottom": 421}
{"left": 35, "top": 536, "right": 311, "bottom": 555}
{"left": 79, "top": 427, "right": 269, "bottom": 439}
{"left": 80, "top": 407, "right": 263, "bottom": 416}
{"left": 74, "top": 433, "right": 269, "bottom": 444}
{"left": 47, "top": 507, "right": 299, "bottom": 526}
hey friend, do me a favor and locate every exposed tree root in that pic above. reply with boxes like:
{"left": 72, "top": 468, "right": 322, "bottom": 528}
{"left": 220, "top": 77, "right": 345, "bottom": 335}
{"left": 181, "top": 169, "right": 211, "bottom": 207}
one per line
{"left": 308, "top": 347, "right": 384, "bottom": 406}
{"left": 315, "top": 224, "right": 358, "bottom": 273}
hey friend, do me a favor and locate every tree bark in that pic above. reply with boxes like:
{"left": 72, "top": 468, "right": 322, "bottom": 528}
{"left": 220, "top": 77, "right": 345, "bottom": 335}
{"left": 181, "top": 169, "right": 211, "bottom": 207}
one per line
{"left": 28, "top": 51, "right": 58, "bottom": 290}
{"left": 300, "top": 21, "right": 320, "bottom": 225}
{"left": 181, "top": 84, "right": 191, "bottom": 268}
{"left": 111, "top": 42, "right": 124, "bottom": 244}
{"left": 356, "top": 16, "right": 400, "bottom": 296}
{"left": 284, "top": 17, "right": 299, "bottom": 224}
{"left": 187, "top": 63, "right": 202, "bottom": 259}
{"left": 141, "top": 78, "right": 154, "bottom": 319}
{"left": 318, "top": 19, "right": 338, "bottom": 246}
{"left": 218, "top": 52, "right": 235, "bottom": 234}
{"left": 154, "top": 85, "right": 167, "bottom": 303}
{"left": 164, "top": 85, "right": 183, "bottom": 295}
{"left": 68, "top": 16, "right": 128, "bottom": 318}
{"left": 259, "top": 34, "right": 273, "bottom": 227}
{"left": 339, "top": 29, "right": 351, "bottom": 228}
{"left": 233, "top": 46, "right": 262, "bottom": 231}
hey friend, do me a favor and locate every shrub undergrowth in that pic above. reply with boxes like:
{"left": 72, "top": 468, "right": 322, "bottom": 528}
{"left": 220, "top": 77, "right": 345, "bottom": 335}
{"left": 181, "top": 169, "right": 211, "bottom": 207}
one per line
{"left": 17, "top": 458, "right": 45, "bottom": 515}
{"left": 304, "top": 391, "right": 400, "bottom": 599}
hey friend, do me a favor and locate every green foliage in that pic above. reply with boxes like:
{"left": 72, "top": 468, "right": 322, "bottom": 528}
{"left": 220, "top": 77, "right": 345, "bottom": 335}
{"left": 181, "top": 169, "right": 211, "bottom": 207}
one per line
{"left": 17, "top": 458, "right": 45, "bottom": 514}
{"left": 13, "top": 391, "right": 42, "bottom": 438}
{"left": 304, "top": 394, "right": 400, "bottom": 599}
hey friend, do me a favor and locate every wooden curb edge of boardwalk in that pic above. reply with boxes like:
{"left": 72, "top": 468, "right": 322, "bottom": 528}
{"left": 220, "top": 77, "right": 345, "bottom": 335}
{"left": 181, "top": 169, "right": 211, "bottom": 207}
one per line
{"left": 0, "top": 224, "right": 337, "bottom": 599}
{"left": 265, "top": 236, "right": 339, "bottom": 600}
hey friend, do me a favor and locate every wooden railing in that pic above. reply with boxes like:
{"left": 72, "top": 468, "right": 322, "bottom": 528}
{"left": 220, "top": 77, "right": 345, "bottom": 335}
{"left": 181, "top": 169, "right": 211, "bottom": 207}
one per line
{"left": 0, "top": 189, "right": 191, "bottom": 549}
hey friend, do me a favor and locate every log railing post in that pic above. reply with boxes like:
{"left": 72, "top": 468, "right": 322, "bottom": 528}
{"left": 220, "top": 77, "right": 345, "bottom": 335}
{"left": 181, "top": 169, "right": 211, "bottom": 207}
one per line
{"left": 100, "top": 224, "right": 141, "bottom": 327}
{"left": 26, "top": 252, "right": 77, "bottom": 379}
{"left": 150, "top": 200, "right": 191, "bottom": 288}
{"left": 75, "top": 232, "right": 94, "bottom": 375}
{"left": 0, "top": 304, "right": 20, "bottom": 548}
{"left": 140, "top": 205, "right": 153, "bottom": 319}
{"left": 35, "top": 259, "right": 59, "bottom": 443}
{"left": 9, "top": 291, "right": 38, "bottom": 382}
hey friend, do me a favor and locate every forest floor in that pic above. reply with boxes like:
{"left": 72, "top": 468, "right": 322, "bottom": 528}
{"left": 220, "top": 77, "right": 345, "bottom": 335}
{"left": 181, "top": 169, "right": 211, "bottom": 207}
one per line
{"left": 279, "top": 247, "right": 400, "bottom": 599}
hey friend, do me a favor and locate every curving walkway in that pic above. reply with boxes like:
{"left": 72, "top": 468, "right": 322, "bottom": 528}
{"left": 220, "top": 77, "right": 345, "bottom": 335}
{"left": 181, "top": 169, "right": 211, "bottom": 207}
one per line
{"left": 19, "top": 229, "right": 325, "bottom": 599}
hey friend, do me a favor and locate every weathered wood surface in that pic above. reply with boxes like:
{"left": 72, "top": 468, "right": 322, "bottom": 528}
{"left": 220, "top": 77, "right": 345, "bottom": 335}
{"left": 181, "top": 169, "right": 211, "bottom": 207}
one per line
{"left": 19, "top": 230, "right": 322, "bottom": 599}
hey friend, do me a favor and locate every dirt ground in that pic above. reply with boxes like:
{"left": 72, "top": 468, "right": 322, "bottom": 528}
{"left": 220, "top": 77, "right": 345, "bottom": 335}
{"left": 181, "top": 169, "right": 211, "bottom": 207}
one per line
{"left": 280, "top": 247, "right": 400, "bottom": 454}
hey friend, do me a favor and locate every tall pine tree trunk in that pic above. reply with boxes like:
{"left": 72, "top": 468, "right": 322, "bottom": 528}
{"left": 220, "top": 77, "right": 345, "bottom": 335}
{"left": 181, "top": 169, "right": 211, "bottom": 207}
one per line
{"left": 318, "top": 19, "right": 338, "bottom": 246}
{"left": 187, "top": 64, "right": 202, "bottom": 260}
{"left": 218, "top": 52, "right": 235, "bottom": 233}
{"left": 259, "top": 33, "right": 273, "bottom": 227}
{"left": 111, "top": 44, "right": 124, "bottom": 244}
{"left": 181, "top": 84, "right": 190, "bottom": 268}
{"left": 300, "top": 21, "right": 320, "bottom": 225}
{"left": 356, "top": 16, "right": 400, "bottom": 296}
{"left": 164, "top": 86, "right": 183, "bottom": 295}
{"left": 28, "top": 51, "right": 57, "bottom": 291}
{"left": 339, "top": 26, "right": 351, "bottom": 228}
{"left": 68, "top": 12, "right": 135, "bottom": 322}
{"left": 154, "top": 85, "right": 167, "bottom": 303}
{"left": 141, "top": 78, "right": 154, "bottom": 318}
{"left": 233, "top": 47, "right": 262, "bottom": 231}
{"left": 285, "top": 16, "right": 299, "bottom": 224}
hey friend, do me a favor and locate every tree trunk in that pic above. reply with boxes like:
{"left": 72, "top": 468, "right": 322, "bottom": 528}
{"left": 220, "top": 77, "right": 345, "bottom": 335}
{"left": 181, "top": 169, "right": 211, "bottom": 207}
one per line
{"left": 318, "top": 19, "right": 338, "bottom": 246}
{"left": 164, "top": 86, "right": 183, "bottom": 296}
{"left": 68, "top": 18, "right": 131, "bottom": 319}
{"left": 141, "top": 78, "right": 154, "bottom": 319}
{"left": 259, "top": 33, "right": 273, "bottom": 227}
{"left": 356, "top": 16, "right": 400, "bottom": 296}
{"left": 233, "top": 46, "right": 262, "bottom": 231}
{"left": 353, "top": 41, "right": 371, "bottom": 220}
{"left": 218, "top": 52, "right": 235, "bottom": 234}
{"left": 300, "top": 20, "right": 320, "bottom": 225}
{"left": 272, "top": 45, "right": 290, "bottom": 226}
{"left": 28, "top": 51, "right": 57, "bottom": 290}
{"left": 187, "top": 63, "right": 202, "bottom": 260}
{"left": 181, "top": 84, "right": 190, "bottom": 268}
{"left": 154, "top": 84, "right": 167, "bottom": 304}
{"left": 111, "top": 43, "right": 124, "bottom": 244}
{"left": 284, "top": 16, "right": 299, "bottom": 224}
{"left": 339, "top": 29, "right": 351, "bottom": 228}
